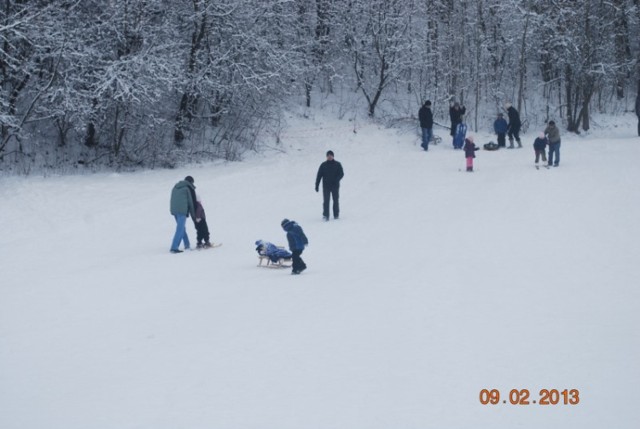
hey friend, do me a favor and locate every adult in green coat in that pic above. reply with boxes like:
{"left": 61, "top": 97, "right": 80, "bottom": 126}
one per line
{"left": 170, "top": 176, "right": 196, "bottom": 253}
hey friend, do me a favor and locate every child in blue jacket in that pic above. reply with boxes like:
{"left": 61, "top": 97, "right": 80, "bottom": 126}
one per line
{"left": 281, "top": 219, "right": 308, "bottom": 275}
{"left": 453, "top": 116, "right": 468, "bottom": 149}
{"left": 494, "top": 113, "right": 508, "bottom": 148}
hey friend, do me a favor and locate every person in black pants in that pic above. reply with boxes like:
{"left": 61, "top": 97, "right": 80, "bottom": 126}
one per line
{"left": 281, "top": 219, "right": 308, "bottom": 275}
{"left": 315, "top": 150, "right": 344, "bottom": 221}
{"left": 418, "top": 100, "right": 434, "bottom": 151}
{"left": 449, "top": 101, "right": 466, "bottom": 145}
{"left": 505, "top": 102, "right": 522, "bottom": 148}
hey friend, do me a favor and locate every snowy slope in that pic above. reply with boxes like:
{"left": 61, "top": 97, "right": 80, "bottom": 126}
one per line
{"left": 1, "top": 111, "right": 640, "bottom": 429}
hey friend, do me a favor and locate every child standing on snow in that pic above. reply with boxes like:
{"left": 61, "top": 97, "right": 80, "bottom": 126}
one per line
{"left": 494, "top": 113, "right": 508, "bottom": 148}
{"left": 533, "top": 132, "right": 548, "bottom": 167}
{"left": 194, "top": 194, "right": 213, "bottom": 248}
{"left": 453, "top": 115, "right": 468, "bottom": 149}
{"left": 463, "top": 136, "right": 478, "bottom": 171}
{"left": 281, "top": 218, "right": 308, "bottom": 275}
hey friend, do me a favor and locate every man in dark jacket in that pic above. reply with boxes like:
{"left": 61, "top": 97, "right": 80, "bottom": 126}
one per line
{"left": 505, "top": 102, "right": 522, "bottom": 148}
{"left": 315, "top": 150, "right": 344, "bottom": 221}
{"left": 545, "top": 120, "right": 561, "bottom": 167}
{"left": 170, "top": 175, "right": 196, "bottom": 253}
{"left": 449, "top": 101, "right": 466, "bottom": 143}
{"left": 281, "top": 219, "right": 308, "bottom": 275}
{"left": 418, "top": 100, "right": 434, "bottom": 151}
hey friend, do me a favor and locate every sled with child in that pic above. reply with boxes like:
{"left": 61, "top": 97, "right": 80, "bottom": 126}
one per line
{"left": 255, "top": 240, "right": 292, "bottom": 268}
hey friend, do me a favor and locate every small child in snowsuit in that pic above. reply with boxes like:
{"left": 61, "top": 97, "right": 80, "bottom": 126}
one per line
{"left": 533, "top": 132, "right": 548, "bottom": 167}
{"left": 281, "top": 218, "right": 308, "bottom": 275}
{"left": 194, "top": 194, "right": 212, "bottom": 248}
{"left": 494, "top": 113, "right": 508, "bottom": 148}
{"left": 463, "top": 136, "right": 479, "bottom": 171}
{"left": 453, "top": 115, "right": 468, "bottom": 149}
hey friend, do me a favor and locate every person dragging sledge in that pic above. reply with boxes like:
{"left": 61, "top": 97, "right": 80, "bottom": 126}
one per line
{"left": 281, "top": 219, "right": 308, "bottom": 275}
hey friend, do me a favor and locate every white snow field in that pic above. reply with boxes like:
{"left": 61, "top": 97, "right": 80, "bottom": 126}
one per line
{"left": 1, "top": 111, "right": 640, "bottom": 429}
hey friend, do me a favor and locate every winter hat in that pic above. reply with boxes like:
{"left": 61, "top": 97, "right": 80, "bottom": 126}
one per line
{"left": 505, "top": 102, "right": 512, "bottom": 108}
{"left": 539, "top": 132, "right": 546, "bottom": 139}
{"left": 281, "top": 218, "right": 290, "bottom": 227}
{"left": 425, "top": 100, "right": 432, "bottom": 107}
{"left": 326, "top": 150, "right": 334, "bottom": 157}
{"left": 497, "top": 112, "right": 503, "bottom": 117}
{"left": 548, "top": 120, "right": 556, "bottom": 126}
{"left": 467, "top": 135, "right": 474, "bottom": 143}
{"left": 196, "top": 193, "right": 202, "bottom": 202}
{"left": 185, "top": 175, "right": 194, "bottom": 184}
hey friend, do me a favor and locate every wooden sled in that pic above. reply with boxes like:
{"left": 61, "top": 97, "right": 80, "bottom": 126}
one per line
{"left": 257, "top": 246, "right": 292, "bottom": 268}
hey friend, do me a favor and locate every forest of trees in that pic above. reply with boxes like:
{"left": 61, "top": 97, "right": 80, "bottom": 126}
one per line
{"left": 1, "top": 0, "right": 639, "bottom": 173}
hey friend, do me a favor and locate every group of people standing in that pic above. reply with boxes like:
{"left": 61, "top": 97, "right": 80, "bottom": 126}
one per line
{"left": 418, "top": 99, "right": 564, "bottom": 170}
{"left": 168, "top": 150, "right": 345, "bottom": 276}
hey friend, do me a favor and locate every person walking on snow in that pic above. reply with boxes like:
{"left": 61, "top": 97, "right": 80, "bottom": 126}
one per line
{"left": 194, "top": 193, "right": 213, "bottom": 248}
{"left": 533, "top": 132, "right": 548, "bottom": 168}
{"left": 505, "top": 102, "right": 522, "bottom": 148}
{"left": 449, "top": 101, "right": 466, "bottom": 145}
{"left": 281, "top": 219, "right": 308, "bottom": 275}
{"left": 463, "top": 136, "right": 479, "bottom": 171}
{"left": 494, "top": 112, "right": 508, "bottom": 148}
{"left": 315, "top": 150, "right": 344, "bottom": 221}
{"left": 170, "top": 176, "right": 196, "bottom": 253}
{"left": 419, "top": 100, "right": 434, "bottom": 151}
{"left": 545, "top": 120, "right": 561, "bottom": 167}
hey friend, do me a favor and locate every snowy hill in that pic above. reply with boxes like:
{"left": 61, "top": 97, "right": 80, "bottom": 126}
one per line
{"left": 1, "top": 111, "right": 640, "bottom": 429}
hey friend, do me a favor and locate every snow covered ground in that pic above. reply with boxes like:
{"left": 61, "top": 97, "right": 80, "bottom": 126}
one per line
{"left": 1, "top": 109, "right": 640, "bottom": 429}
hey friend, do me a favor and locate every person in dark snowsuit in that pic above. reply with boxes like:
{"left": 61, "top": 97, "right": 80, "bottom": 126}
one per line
{"left": 449, "top": 102, "right": 466, "bottom": 143}
{"left": 418, "top": 100, "right": 434, "bottom": 151}
{"left": 194, "top": 193, "right": 212, "bottom": 248}
{"left": 635, "top": 89, "right": 640, "bottom": 137}
{"left": 315, "top": 150, "right": 344, "bottom": 221}
{"left": 169, "top": 175, "right": 196, "bottom": 253}
{"left": 505, "top": 102, "right": 522, "bottom": 148}
{"left": 494, "top": 113, "right": 508, "bottom": 148}
{"left": 463, "top": 136, "right": 479, "bottom": 171}
{"left": 281, "top": 219, "right": 308, "bottom": 275}
{"left": 533, "top": 132, "right": 548, "bottom": 167}
{"left": 453, "top": 116, "right": 467, "bottom": 149}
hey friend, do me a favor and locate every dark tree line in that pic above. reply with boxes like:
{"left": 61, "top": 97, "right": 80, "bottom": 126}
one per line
{"left": 1, "top": 0, "right": 638, "bottom": 173}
